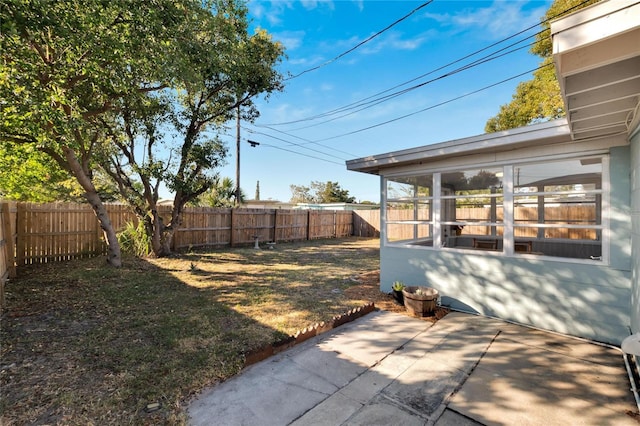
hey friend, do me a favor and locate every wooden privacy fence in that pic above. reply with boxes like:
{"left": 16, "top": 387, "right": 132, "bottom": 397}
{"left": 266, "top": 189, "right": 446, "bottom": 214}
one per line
{"left": 0, "top": 202, "right": 17, "bottom": 311}
{"left": 176, "top": 208, "right": 353, "bottom": 249}
{"left": 0, "top": 202, "right": 356, "bottom": 272}
{"left": 351, "top": 206, "right": 598, "bottom": 241}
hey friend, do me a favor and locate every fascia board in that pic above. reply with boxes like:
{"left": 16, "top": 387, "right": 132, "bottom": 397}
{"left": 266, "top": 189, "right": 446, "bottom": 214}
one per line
{"left": 346, "top": 119, "right": 571, "bottom": 174}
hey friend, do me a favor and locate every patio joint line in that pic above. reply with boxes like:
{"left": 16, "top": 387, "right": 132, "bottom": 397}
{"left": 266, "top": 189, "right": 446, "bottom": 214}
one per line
{"left": 426, "top": 330, "right": 501, "bottom": 426}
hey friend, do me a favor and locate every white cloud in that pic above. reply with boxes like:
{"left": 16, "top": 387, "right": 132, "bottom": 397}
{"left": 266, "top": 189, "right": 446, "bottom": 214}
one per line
{"left": 422, "top": 1, "right": 548, "bottom": 39}
{"left": 272, "top": 30, "right": 306, "bottom": 50}
{"left": 360, "top": 30, "right": 434, "bottom": 55}
{"left": 249, "top": 1, "right": 295, "bottom": 26}
{"left": 319, "top": 83, "right": 334, "bottom": 92}
{"left": 300, "top": 0, "right": 335, "bottom": 11}
{"left": 261, "top": 103, "right": 316, "bottom": 125}
{"left": 288, "top": 54, "right": 326, "bottom": 66}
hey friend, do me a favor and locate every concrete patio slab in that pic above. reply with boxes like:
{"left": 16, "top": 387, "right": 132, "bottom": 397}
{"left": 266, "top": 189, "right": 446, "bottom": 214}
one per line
{"left": 187, "top": 310, "right": 639, "bottom": 426}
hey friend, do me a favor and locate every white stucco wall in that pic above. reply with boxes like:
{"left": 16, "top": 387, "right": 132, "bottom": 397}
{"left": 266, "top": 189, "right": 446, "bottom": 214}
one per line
{"left": 381, "top": 246, "right": 631, "bottom": 345}
{"left": 630, "top": 127, "right": 640, "bottom": 335}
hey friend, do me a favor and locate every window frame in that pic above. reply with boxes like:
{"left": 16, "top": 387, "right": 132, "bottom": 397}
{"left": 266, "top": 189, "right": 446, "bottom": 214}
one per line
{"left": 382, "top": 155, "right": 609, "bottom": 264}
{"left": 384, "top": 174, "right": 435, "bottom": 245}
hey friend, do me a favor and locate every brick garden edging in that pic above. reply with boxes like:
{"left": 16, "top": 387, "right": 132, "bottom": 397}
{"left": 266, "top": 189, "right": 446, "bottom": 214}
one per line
{"left": 243, "top": 302, "right": 376, "bottom": 367}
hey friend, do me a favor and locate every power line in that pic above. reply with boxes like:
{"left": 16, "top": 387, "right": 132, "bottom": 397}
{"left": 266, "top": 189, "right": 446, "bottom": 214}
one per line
{"left": 246, "top": 124, "right": 357, "bottom": 157}
{"left": 269, "top": 31, "right": 539, "bottom": 127}
{"left": 314, "top": 63, "right": 553, "bottom": 143}
{"left": 285, "top": 0, "right": 434, "bottom": 80}
{"left": 243, "top": 127, "right": 350, "bottom": 160}
{"left": 287, "top": 39, "right": 536, "bottom": 132}
{"left": 246, "top": 0, "right": 593, "bottom": 164}
{"left": 218, "top": 130, "right": 347, "bottom": 165}
{"left": 260, "top": 0, "right": 593, "bottom": 127}
{"left": 257, "top": 142, "right": 345, "bottom": 165}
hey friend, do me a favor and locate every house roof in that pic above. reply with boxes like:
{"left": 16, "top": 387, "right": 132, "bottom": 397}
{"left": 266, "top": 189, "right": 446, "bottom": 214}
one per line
{"left": 551, "top": 0, "right": 640, "bottom": 141}
{"left": 346, "top": 119, "right": 572, "bottom": 175}
{"left": 347, "top": 0, "right": 640, "bottom": 177}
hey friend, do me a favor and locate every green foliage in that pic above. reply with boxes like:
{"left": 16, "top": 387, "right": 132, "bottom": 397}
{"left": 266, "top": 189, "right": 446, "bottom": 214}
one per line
{"left": 289, "top": 184, "right": 313, "bottom": 203}
{"left": 0, "top": 144, "right": 74, "bottom": 201}
{"left": 485, "top": 0, "right": 598, "bottom": 132}
{"left": 290, "top": 181, "right": 356, "bottom": 204}
{"left": 191, "top": 176, "right": 244, "bottom": 207}
{"left": 1, "top": 0, "right": 285, "bottom": 257}
{"left": 392, "top": 281, "right": 405, "bottom": 291}
{"left": 0, "top": 0, "right": 219, "bottom": 264}
{"left": 0, "top": 144, "right": 120, "bottom": 202}
{"left": 93, "top": 0, "right": 284, "bottom": 255}
{"left": 485, "top": 58, "right": 564, "bottom": 132}
{"left": 1, "top": 0, "right": 196, "bottom": 148}
{"left": 117, "top": 221, "right": 152, "bottom": 257}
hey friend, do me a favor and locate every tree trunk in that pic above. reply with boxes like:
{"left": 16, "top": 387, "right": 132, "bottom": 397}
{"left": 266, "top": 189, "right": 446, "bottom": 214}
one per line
{"left": 62, "top": 147, "right": 122, "bottom": 267}
{"left": 160, "top": 227, "right": 174, "bottom": 256}
{"left": 152, "top": 196, "right": 183, "bottom": 257}
{"left": 86, "top": 190, "right": 122, "bottom": 267}
{"left": 150, "top": 210, "right": 173, "bottom": 257}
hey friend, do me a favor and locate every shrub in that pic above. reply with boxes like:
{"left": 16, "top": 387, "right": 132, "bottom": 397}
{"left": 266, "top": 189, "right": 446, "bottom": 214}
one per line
{"left": 117, "top": 221, "right": 152, "bottom": 257}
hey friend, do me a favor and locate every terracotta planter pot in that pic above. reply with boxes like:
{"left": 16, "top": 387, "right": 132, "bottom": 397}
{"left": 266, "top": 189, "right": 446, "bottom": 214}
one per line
{"left": 402, "top": 286, "right": 439, "bottom": 316}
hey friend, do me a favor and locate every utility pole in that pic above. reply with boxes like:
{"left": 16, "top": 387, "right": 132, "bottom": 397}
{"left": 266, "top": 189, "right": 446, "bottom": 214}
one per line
{"left": 235, "top": 104, "right": 241, "bottom": 206}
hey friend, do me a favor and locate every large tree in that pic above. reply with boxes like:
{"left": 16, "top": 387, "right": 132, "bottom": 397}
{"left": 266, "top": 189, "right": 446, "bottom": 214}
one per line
{"left": 1, "top": 0, "right": 284, "bottom": 260}
{"left": 485, "top": 0, "right": 598, "bottom": 132}
{"left": 98, "top": 2, "right": 284, "bottom": 256}
{"left": 1, "top": 0, "right": 207, "bottom": 266}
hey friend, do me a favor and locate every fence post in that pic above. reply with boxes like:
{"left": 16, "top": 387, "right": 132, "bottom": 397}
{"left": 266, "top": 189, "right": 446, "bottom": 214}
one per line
{"left": 230, "top": 208, "right": 236, "bottom": 247}
{"left": 273, "top": 209, "right": 278, "bottom": 243}
{"left": 15, "top": 203, "right": 26, "bottom": 267}
{"left": 306, "top": 210, "right": 311, "bottom": 240}
{"left": 1, "top": 202, "right": 17, "bottom": 278}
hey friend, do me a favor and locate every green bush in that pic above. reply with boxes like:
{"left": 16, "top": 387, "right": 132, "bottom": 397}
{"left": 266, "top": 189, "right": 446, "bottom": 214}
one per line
{"left": 117, "top": 221, "right": 152, "bottom": 257}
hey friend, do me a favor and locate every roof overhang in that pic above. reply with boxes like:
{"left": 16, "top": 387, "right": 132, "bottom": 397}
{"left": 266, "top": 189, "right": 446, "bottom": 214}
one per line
{"left": 347, "top": 119, "right": 573, "bottom": 175}
{"left": 551, "top": 0, "right": 640, "bottom": 141}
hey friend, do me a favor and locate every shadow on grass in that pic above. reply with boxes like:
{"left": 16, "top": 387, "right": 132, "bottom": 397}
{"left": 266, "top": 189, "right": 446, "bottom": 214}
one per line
{"left": 0, "top": 238, "right": 380, "bottom": 424}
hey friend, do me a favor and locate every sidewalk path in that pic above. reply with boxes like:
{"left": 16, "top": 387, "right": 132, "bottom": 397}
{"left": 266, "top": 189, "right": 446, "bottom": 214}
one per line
{"left": 187, "top": 311, "right": 638, "bottom": 425}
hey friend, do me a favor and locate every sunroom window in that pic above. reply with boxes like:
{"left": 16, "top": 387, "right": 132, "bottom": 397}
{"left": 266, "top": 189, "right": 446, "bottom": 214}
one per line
{"left": 512, "top": 158, "right": 602, "bottom": 259}
{"left": 441, "top": 168, "right": 504, "bottom": 251}
{"left": 383, "top": 156, "right": 605, "bottom": 262}
{"left": 385, "top": 175, "right": 433, "bottom": 245}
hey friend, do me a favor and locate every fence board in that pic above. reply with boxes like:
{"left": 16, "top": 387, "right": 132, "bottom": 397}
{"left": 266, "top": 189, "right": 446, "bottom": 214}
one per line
{"left": 336, "top": 211, "right": 353, "bottom": 237}
{"left": 174, "top": 207, "right": 232, "bottom": 249}
{"left": 0, "top": 202, "right": 17, "bottom": 312}
{"left": 274, "top": 210, "right": 308, "bottom": 242}
{"left": 353, "top": 210, "right": 380, "bottom": 237}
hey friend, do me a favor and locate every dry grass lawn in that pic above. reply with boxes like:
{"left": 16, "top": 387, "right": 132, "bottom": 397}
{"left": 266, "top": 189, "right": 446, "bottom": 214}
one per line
{"left": 1, "top": 237, "right": 438, "bottom": 425}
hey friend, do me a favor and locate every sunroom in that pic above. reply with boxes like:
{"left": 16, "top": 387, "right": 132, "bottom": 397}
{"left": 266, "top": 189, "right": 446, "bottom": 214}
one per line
{"left": 347, "top": 0, "right": 640, "bottom": 345}
{"left": 348, "top": 119, "right": 632, "bottom": 345}
{"left": 385, "top": 147, "right": 605, "bottom": 261}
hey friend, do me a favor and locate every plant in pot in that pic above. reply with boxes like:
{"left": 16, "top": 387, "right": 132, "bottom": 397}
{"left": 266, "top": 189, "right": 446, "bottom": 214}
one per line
{"left": 391, "top": 281, "right": 405, "bottom": 305}
{"left": 402, "top": 286, "right": 439, "bottom": 316}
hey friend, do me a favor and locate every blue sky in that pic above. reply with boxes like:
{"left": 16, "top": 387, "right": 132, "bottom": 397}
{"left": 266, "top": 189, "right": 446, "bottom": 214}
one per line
{"left": 216, "top": 0, "right": 553, "bottom": 203}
